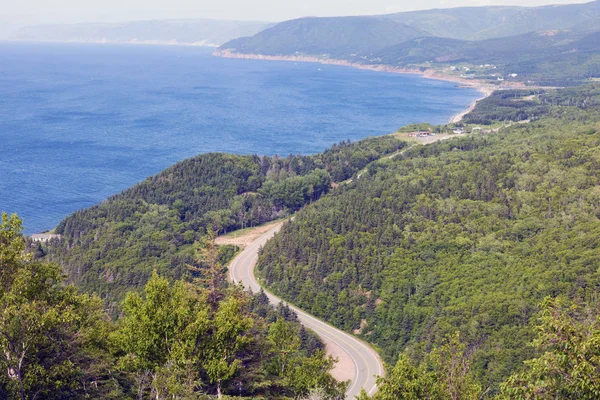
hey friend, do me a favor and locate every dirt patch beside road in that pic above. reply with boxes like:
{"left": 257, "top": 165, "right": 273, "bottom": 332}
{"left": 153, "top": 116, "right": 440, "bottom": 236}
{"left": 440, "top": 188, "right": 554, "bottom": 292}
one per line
{"left": 215, "top": 220, "right": 286, "bottom": 249}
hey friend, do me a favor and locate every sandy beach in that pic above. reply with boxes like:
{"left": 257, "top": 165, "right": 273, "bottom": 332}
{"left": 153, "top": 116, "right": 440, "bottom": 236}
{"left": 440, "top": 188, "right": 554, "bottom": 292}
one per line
{"left": 449, "top": 85, "right": 496, "bottom": 123}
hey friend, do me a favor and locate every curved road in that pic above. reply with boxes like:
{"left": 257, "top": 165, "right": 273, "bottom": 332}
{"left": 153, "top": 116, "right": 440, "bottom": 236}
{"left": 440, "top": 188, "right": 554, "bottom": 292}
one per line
{"left": 228, "top": 223, "right": 384, "bottom": 399}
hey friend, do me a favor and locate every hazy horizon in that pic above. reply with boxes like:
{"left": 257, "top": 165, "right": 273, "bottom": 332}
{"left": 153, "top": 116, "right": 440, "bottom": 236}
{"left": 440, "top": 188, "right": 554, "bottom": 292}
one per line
{"left": 1, "top": 0, "right": 592, "bottom": 28}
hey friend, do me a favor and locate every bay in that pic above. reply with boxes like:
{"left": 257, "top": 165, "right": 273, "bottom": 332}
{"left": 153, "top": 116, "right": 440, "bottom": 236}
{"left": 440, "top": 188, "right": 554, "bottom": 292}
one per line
{"left": 0, "top": 42, "right": 480, "bottom": 233}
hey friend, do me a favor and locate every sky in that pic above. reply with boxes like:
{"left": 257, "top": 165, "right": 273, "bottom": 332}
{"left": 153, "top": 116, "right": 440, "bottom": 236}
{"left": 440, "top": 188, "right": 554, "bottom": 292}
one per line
{"left": 0, "top": 0, "right": 591, "bottom": 26}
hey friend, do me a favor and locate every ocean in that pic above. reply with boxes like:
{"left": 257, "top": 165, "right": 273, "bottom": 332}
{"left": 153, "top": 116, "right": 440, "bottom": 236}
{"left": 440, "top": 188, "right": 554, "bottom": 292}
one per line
{"left": 0, "top": 42, "right": 480, "bottom": 233}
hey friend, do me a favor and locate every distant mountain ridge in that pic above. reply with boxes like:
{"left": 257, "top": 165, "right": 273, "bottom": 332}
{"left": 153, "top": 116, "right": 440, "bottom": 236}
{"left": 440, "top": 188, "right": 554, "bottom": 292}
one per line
{"left": 223, "top": 16, "right": 428, "bottom": 58}
{"left": 8, "top": 19, "right": 275, "bottom": 46}
{"left": 219, "top": 1, "right": 600, "bottom": 85}
{"left": 222, "top": 1, "right": 600, "bottom": 55}
{"left": 385, "top": 1, "right": 600, "bottom": 40}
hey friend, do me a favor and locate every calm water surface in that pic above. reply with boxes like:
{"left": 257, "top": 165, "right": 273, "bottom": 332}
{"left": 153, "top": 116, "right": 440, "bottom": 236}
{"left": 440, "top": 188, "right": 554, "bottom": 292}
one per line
{"left": 0, "top": 42, "right": 480, "bottom": 233}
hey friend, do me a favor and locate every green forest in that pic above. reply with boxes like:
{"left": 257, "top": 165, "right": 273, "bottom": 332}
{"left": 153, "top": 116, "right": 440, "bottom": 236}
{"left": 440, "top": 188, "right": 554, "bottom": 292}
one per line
{"left": 462, "top": 85, "right": 600, "bottom": 125}
{"left": 359, "top": 296, "right": 600, "bottom": 399}
{"left": 256, "top": 84, "right": 600, "bottom": 396}
{"left": 1, "top": 213, "right": 346, "bottom": 399}
{"left": 43, "top": 136, "right": 405, "bottom": 309}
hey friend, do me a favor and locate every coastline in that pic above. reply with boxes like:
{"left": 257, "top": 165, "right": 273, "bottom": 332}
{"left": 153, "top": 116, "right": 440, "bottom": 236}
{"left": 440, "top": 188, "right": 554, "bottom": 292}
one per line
{"left": 214, "top": 49, "right": 509, "bottom": 123}
{"left": 449, "top": 87, "right": 494, "bottom": 124}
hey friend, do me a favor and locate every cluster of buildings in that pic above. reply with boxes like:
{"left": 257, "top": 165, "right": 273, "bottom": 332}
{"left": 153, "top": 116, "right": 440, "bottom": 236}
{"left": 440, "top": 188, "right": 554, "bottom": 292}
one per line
{"left": 407, "top": 131, "right": 436, "bottom": 137}
{"left": 449, "top": 65, "right": 518, "bottom": 82}
{"left": 31, "top": 233, "right": 62, "bottom": 242}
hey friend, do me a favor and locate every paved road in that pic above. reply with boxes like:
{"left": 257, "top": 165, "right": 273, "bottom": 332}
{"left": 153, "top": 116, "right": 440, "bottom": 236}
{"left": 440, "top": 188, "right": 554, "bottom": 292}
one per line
{"left": 228, "top": 223, "right": 384, "bottom": 399}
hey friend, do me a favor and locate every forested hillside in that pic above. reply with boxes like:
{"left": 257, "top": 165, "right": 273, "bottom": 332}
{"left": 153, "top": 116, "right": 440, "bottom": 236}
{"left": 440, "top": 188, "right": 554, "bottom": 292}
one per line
{"left": 371, "top": 30, "right": 600, "bottom": 86}
{"left": 219, "top": 1, "right": 600, "bottom": 86}
{"left": 221, "top": 17, "right": 426, "bottom": 58}
{"left": 0, "top": 213, "right": 345, "bottom": 399}
{"left": 45, "top": 136, "right": 406, "bottom": 307}
{"left": 463, "top": 85, "right": 600, "bottom": 124}
{"left": 256, "top": 85, "right": 600, "bottom": 393}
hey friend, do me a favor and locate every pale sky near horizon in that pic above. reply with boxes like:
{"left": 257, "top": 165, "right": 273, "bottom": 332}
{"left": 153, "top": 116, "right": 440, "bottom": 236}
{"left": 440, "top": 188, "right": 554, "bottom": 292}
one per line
{"left": 0, "top": 0, "right": 592, "bottom": 26}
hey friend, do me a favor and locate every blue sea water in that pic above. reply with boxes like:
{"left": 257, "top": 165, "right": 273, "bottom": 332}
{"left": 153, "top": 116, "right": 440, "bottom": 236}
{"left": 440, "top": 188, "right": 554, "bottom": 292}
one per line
{"left": 0, "top": 42, "right": 480, "bottom": 234}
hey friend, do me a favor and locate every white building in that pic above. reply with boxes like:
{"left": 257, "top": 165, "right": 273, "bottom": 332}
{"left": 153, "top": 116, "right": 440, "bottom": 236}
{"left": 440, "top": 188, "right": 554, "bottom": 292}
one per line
{"left": 31, "top": 234, "right": 62, "bottom": 242}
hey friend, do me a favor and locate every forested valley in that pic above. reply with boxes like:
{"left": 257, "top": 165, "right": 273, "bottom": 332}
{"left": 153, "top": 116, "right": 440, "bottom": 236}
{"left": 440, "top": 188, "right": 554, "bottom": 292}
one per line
{"left": 256, "top": 84, "right": 600, "bottom": 397}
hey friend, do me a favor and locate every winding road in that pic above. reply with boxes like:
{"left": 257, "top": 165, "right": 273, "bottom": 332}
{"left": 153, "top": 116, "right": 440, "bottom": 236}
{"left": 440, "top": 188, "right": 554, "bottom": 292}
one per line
{"left": 228, "top": 223, "right": 384, "bottom": 400}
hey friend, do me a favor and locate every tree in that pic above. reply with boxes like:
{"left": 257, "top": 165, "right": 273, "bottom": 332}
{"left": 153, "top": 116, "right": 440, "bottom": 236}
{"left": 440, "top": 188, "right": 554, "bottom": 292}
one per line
{"left": 268, "top": 318, "right": 301, "bottom": 376}
{"left": 0, "top": 214, "right": 346, "bottom": 398}
{"left": 0, "top": 213, "right": 114, "bottom": 399}
{"left": 362, "top": 355, "right": 438, "bottom": 400}
{"left": 0, "top": 213, "right": 28, "bottom": 291}
{"left": 202, "top": 296, "right": 253, "bottom": 398}
{"left": 500, "top": 297, "right": 600, "bottom": 399}
{"left": 112, "top": 271, "right": 210, "bottom": 399}
{"left": 362, "top": 332, "right": 482, "bottom": 400}
{"left": 266, "top": 318, "right": 345, "bottom": 399}
{"left": 429, "top": 332, "right": 483, "bottom": 400}
{"left": 286, "top": 350, "right": 346, "bottom": 399}
{"left": 0, "top": 259, "right": 66, "bottom": 399}
{"left": 189, "top": 230, "right": 227, "bottom": 308}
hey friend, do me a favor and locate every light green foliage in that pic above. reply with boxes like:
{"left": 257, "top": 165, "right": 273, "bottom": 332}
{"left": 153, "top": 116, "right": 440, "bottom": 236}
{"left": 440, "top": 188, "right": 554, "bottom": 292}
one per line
{"left": 500, "top": 297, "right": 600, "bottom": 399}
{"left": 112, "top": 268, "right": 342, "bottom": 398}
{"left": 203, "top": 296, "right": 254, "bottom": 397}
{"left": 0, "top": 213, "right": 28, "bottom": 274}
{"left": 286, "top": 350, "right": 346, "bottom": 399}
{"left": 366, "top": 333, "right": 481, "bottom": 400}
{"left": 259, "top": 169, "right": 332, "bottom": 211}
{"left": 268, "top": 318, "right": 301, "bottom": 375}
{"left": 113, "top": 271, "right": 211, "bottom": 397}
{"left": 0, "top": 213, "right": 119, "bottom": 399}
{"left": 363, "top": 356, "right": 437, "bottom": 400}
